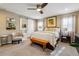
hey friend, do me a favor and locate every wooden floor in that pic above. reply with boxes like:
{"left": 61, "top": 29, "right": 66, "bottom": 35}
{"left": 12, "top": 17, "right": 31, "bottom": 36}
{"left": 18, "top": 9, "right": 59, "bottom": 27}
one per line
{"left": 0, "top": 38, "right": 78, "bottom": 56}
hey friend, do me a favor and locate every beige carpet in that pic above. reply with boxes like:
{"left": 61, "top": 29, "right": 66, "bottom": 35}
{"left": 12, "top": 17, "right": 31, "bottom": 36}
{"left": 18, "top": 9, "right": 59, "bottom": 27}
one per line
{"left": 51, "top": 42, "right": 79, "bottom": 56}
{"left": 0, "top": 39, "right": 52, "bottom": 56}
{"left": 0, "top": 39, "right": 78, "bottom": 56}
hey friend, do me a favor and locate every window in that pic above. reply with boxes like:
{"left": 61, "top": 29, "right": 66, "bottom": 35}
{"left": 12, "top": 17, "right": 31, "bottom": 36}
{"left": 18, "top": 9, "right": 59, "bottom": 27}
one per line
{"left": 38, "top": 21, "right": 43, "bottom": 31}
{"left": 61, "top": 15, "right": 75, "bottom": 32}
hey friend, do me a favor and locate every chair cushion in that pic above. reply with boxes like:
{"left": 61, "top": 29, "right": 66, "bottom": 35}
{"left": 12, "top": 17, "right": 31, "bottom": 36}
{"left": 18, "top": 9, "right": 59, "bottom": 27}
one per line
{"left": 15, "top": 32, "right": 23, "bottom": 37}
{"left": 14, "top": 37, "right": 23, "bottom": 40}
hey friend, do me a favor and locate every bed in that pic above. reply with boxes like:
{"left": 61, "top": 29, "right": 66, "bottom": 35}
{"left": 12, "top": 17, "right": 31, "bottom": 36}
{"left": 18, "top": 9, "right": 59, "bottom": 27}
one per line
{"left": 30, "top": 28, "right": 60, "bottom": 50}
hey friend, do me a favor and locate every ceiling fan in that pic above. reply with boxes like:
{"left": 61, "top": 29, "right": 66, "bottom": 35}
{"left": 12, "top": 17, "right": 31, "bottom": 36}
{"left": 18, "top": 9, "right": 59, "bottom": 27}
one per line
{"left": 27, "top": 3, "right": 48, "bottom": 14}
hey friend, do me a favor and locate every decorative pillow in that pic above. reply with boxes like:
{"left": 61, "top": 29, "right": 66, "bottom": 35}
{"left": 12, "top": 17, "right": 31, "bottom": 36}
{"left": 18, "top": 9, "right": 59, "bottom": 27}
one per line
{"left": 45, "top": 28, "right": 60, "bottom": 33}
{"left": 15, "top": 32, "right": 23, "bottom": 37}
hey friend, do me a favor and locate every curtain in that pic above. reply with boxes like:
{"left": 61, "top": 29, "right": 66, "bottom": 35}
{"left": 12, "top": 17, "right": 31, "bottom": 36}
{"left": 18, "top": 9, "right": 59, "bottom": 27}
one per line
{"left": 61, "top": 15, "right": 76, "bottom": 43}
{"left": 61, "top": 15, "right": 75, "bottom": 32}
{"left": 27, "top": 19, "right": 36, "bottom": 37}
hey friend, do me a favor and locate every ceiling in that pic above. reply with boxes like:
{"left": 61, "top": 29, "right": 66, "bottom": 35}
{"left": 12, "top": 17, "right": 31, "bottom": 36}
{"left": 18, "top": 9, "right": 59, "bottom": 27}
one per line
{"left": 0, "top": 3, "right": 79, "bottom": 19}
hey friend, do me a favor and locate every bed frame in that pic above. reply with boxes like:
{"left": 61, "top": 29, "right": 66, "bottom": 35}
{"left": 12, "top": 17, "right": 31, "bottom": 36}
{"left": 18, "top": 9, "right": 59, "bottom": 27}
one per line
{"left": 30, "top": 37, "right": 59, "bottom": 50}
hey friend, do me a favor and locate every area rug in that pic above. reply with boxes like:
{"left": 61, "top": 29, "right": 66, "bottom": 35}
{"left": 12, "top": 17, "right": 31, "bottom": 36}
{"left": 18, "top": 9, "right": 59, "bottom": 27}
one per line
{"left": 70, "top": 43, "right": 79, "bottom": 54}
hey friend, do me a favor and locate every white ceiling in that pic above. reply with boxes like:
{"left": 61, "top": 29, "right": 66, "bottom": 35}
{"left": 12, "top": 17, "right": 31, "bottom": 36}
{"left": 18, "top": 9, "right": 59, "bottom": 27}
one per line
{"left": 0, "top": 3, "right": 79, "bottom": 19}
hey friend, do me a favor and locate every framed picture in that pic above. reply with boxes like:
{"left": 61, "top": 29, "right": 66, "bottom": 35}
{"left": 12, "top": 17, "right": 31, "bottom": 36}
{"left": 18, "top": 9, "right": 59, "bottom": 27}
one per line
{"left": 22, "top": 24, "right": 27, "bottom": 28}
{"left": 46, "top": 16, "right": 57, "bottom": 27}
{"left": 6, "top": 17, "right": 16, "bottom": 30}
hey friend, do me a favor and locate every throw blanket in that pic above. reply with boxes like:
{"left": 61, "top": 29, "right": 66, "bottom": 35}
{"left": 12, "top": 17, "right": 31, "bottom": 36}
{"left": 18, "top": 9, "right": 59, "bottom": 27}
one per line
{"left": 31, "top": 31, "right": 59, "bottom": 47}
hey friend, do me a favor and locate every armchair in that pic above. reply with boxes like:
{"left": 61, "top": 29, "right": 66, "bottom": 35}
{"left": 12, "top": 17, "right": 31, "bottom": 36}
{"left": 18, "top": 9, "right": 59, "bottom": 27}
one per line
{"left": 12, "top": 32, "right": 23, "bottom": 44}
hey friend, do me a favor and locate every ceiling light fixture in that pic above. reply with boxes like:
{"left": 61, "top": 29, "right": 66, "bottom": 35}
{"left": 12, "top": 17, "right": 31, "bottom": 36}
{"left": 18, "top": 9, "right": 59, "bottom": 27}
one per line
{"left": 37, "top": 8, "right": 41, "bottom": 11}
{"left": 65, "top": 8, "right": 69, "bottom": 11}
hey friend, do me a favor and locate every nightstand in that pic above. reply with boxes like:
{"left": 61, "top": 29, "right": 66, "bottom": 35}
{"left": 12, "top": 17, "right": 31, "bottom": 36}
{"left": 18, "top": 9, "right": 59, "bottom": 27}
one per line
{"left": 61, "top": 35, "right": 71, "bottom": 43}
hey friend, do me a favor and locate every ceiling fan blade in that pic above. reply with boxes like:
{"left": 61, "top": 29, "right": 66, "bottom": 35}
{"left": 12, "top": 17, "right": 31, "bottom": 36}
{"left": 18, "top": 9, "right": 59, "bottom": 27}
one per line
{"left": 39, "top": 10, "right": 43, "bottom": 14}
{"left": 41, "top": 3, "right": 48, "bottom": 8}
{"left": 27, "top": 8, "right": 36, "bottom": 10}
